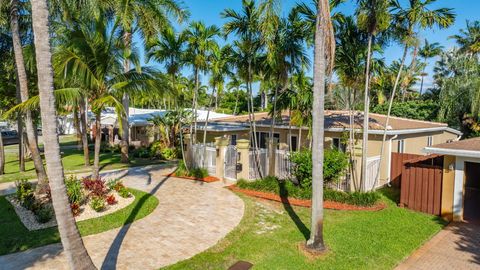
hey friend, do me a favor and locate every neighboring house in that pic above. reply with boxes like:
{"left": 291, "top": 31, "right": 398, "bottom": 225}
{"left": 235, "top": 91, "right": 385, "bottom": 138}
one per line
{"left": 196, "top": 110, "right": 461, "bottom": 189}
{"left": 424, "top": 137, "right": 480, "bottom": 222}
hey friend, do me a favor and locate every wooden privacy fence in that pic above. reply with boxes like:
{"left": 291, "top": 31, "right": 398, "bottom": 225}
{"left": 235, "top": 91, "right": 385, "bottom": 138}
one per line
{"left": 399, "top": 156, "right": 443, "bottom": 216}
{"left": 390, "top": 153, "right": 422, "bottom": 187}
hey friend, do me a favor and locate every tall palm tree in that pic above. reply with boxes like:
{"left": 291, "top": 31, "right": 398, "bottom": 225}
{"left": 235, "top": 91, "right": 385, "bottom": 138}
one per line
{"left": 374, "top": 0, "right": 455, "bottom": 188}
{"left": 184, "top": 21, "right": 220, "bottom": 144}
{"left": 450, "top": 20, "right": 480, "bottom": 55}
{"left": 107, "top": 0, "right": 188, "bottom": 163}
{"left": 356, "top": 0, "right": 391, "bottom": 191}
{"left": 418, "top": 39, "right": 443, "bottom": 94}
{"left": 30, "top": 0, "right": 95, "bottom": 268}
{"left": 54, "top": 16, "right": 161, "bottom": 178}
{"left": 8, "top": 0, "right": 49, "bottom": 193}
{"left": 306, "top": 0, "right": 335, "bottom": 253}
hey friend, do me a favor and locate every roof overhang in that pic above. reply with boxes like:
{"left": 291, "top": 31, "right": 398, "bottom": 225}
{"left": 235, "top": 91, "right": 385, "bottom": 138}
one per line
{"left": 325, "top": 126, "right": 462, "bottom": 136}
{"left": 423, "top": 147, "right": 480, "bottom": 158}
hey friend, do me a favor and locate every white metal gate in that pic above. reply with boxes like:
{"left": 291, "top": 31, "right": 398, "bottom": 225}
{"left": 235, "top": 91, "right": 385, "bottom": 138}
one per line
{"left": 275, "top": 150, "right": 292, "bottom": 179}
{"left": 224, "top": 145, "right": 237, "bottom": 181}
{"left": 205, "top": 146, "right": 216, "bottom": 176}
{"left": 249, "top": 148, "right": 268, "bottom": 180}
{"left": 364, "top": 155, "right": 381, "bottom": 191}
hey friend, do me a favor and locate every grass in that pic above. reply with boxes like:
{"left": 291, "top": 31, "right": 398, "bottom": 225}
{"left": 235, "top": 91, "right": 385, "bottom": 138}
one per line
{"left": 0, "top": 135, "right": 168, "bottom": 183}
{"left": 164, "top": 188, "right": 446, "bottom": 270}
{"left": 0, "top": 188, "right": 159, "bottom": 255}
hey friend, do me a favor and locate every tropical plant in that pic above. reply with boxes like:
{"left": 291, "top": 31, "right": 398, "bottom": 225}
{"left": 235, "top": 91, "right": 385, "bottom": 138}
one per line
{"left": 418, "top": 39, "right": 443, "bottom": 94}
{"left": 30, "top": 0, "right": 95, "bottom": 267}
{"left": 450, "top": 20, "right": 480, "bottom": 55}
{"left": 89, "top": 196, "right": 105, "bottom": 212}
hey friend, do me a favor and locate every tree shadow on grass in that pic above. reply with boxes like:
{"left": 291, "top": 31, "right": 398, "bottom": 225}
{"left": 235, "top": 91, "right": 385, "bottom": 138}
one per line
{"left": 278, "top": 181, "right": 310, "bottom": 240}
{"left": 100, "top": 173, "right": 171, "bottom": 270}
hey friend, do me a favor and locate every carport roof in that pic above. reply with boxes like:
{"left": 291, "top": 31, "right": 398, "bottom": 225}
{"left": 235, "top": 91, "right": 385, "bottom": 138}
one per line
{"left": 424, "top": 137, "right": 480, "bottom": 158}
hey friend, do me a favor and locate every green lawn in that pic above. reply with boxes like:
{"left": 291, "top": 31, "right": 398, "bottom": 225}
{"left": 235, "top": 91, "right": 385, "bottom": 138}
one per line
{"left": 0, "top": 188, "right": 159, "bottom": 255}
{"left": 164, "top": 188, "right": 446, "bottom": 270}
{"left": 1, "top": 135, "right": 169, "bottom": 183}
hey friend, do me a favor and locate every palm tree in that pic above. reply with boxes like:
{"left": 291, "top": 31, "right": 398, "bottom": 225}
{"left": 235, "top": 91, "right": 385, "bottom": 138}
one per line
{"left": 8, "top": 0, "right": 49, "bottom": 193}
{"left": 30, "top": 0, "right": 95, "bottom": 268}
{"left": 355, "top": 0, "right": 391, "bottom": 191}
{"left": 107, "top": 0, "right": 188, "bottom": 163}
{"left": 418, "top": 39, "right": 443, "bottom": 94}
{"left": 54, "top": 16, "right": 161, "bottom": 178}
{"left": 306, "top": 0, "right": 335, "bottom": 253}
{"left": 184, "top": 21, "right": 220, "bottom": 144}
{"left": 374, "top": 0, "right": 455, "bottom": 188}
{"left": 450, "top": 20, "right": 480, "bottom": 55}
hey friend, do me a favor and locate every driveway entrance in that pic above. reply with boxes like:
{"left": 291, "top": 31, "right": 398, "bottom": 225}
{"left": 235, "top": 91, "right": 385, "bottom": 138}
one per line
{"left": 396, "top": 222, "right": 480, "bottom": 270}
{"left": 464, "top": 162, "right": 480, "bottom": 222}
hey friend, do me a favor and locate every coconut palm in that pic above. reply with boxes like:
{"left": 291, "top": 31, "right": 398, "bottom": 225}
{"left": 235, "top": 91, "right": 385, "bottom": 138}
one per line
{"left": 450, "top": 20, "right": 480, "bottom": 55}
{"left": 5, "top": 0, "right": 49, "bottom": 193}
{"left": 374, "top": 0, "right": 455, "bottom": 188}
{"left": 418, "top": 39, "right": 443, "bottom": 94}
{"left": 54, "top": 16, "right": 162, "bottom": 178}
{"left": 30, "top": 0, "right": 95, "bottom": 268}
{"left": 106, "top": 0, "right": 188, "bottom": 163}
{"left": 355, "top": 0, "right": 391, "bottom": 191}
{"left": 184, "top": 21, "right": 220, "bottom": 143}
{"left": 306, "top": 0, "right": 335, "bottom": 253}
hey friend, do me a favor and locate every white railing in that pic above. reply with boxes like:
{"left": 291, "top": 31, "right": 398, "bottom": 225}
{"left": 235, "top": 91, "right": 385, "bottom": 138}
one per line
{"left": 364, "top": 155, "right": 381, "bottom": 191}
{"left": 190, "top": 143, "right": 217, "bottom": 176}
{"left": 249, "top": 148, "right": 268, "bottom": 180}
{"left": 275, "top": 150, "right": 292, "bottom": 180}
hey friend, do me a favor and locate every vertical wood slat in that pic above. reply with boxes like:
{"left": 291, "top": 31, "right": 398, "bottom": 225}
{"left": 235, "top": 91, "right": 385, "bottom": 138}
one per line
{"left": 400, "top": 162, "right": 408, "bottom": 206}
{"left": 414, "top": 167, "right": 423, "bottom": 212}
{"left": 421, "top": 167, "right": 429, "bottom": 213}
{"left": 408, "top": 166, "right": 416, "bottom": 208}
{"left": 433, "top": 168, "right": 442, "bottom": 215}
{"left": 427, "top": 168, "right": 434, "bottom": 214}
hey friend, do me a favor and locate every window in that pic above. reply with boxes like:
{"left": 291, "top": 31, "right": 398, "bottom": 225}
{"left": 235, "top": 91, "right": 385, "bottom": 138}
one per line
{"left": 251, "top": 132, "right": 280, "bottom": 148}
{"left": 397, "top": 139, "right": 405, "bottom": 153}
{"left": 290, "top": 135, "right": 298, "bottom": 151}
{"left": 230, "top": 134, "right": 237, "bottom": 145}
{"left": 332, "top": 138, "right": 346, "bottom": 152}
{"left": 427, "top": 136, "right": 433, "bottom": 146}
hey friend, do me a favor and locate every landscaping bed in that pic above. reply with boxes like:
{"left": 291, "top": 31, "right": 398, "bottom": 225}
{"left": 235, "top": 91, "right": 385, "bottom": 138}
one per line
{"left": 166, "top": 172, "right": 220, "bottom": 183}
{"left": 228, "top": 185, "right": 385, "bottom": 211}
{"left": 0, "top": 188, "right": 158, "bottom": 255}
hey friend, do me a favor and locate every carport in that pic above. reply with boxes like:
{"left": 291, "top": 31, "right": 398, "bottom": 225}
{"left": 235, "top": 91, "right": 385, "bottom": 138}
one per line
{"left": 424, "top": 137, "right": 480, "bottom": 222}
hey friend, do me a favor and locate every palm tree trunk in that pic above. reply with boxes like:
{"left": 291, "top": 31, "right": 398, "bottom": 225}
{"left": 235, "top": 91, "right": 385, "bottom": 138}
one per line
{"left": 374, "top": 44, "right": 409, "bottom": 188}
{"left": 190, "top": 68, "right": 199, "bottom": 144}
{"left": 360, "top": 34, "right": 373, "bottom": 192}
{"left": 306, "top": 0, "right": 329, "bottom": 252}
{"left": 0, "top": 130, "right": 4, "bottom": 175}
{"left": 18, "top": 117, "right": 25, "bottom": 172}
{"left": 233, "top": 88, "right": 240, "bottom": 115}
{"left": 79, "top": 98, "right": 90, "bottom": 166}
{"left": 202, "top": 86, "right": 216, "bottom": 167}
{"left": 30, "top": 0, "right": 95, "bottom": 268}
{"left": 247, "top": 61, "right": 262, "bottom": 179}
{"left": 73, "top": 108, "right": 82, "bottom": 149}
{"left": 11, "top": 0, "right": 48, "bottom": 192}
{"left": 120, "top": 31, "right": 132, "bottom": 164}
{"left": 92, "top": 112, "right": 102, "bottom": 179}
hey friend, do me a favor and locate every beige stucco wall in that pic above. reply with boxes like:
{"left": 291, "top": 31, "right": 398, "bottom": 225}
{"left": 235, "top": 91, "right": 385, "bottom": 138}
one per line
{"left": 441, "top": 155, "right": 456, "bottom": 221}
{"left": 391, "top": 130, "right": 459, "bottom": 155}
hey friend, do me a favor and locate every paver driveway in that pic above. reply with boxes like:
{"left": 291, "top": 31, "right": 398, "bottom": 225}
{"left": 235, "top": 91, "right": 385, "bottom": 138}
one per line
{"left": 0, "top": 165, "right": 245, "bottom": 269}
{"left": 396, "top": 222, "right": 480, "bottom": 270}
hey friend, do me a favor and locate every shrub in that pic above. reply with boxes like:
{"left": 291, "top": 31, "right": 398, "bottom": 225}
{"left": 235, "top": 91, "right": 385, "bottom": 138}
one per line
{"left": 35, "top": 205, "right": 54, "bottom": 223}
{"left": 132, "top": 147, "right": 151, "bottom": 158}
{"left": 290, "top": 149, "right": 349, "bottom": 187}
{"left": 65, "top": 176, "right": 84, "bottom": 204}
{"left": 117, "top": 188, "right": 131, "bottom": 198}
{"left": 106, "top": 194, "right": 117, "bottom": 205}
{"left": 189, "top": 168, "right": 208, "bottom": 179}
{"left": 106, "top": 179, "right": 121, "bottom": 191}
{"left": 175, "top": 160, "right": 189, "bottom": 177}
{"left": 15, "top": 180, "right": 36, "bottom": 209}
{"left": 82, "top": 178, "right": 107, "bottom": 197}
{"left": 160, "top": 147, "right": 177, "bottom": 160}
{"left": 70, "top": 202, "right": 81, "bottom": 216}
{"left": 324, "top": 189, "right": 381, "bottom": 207}
{"left": 112, "top": 181, "right": 125, "bottom": 192}
{"left": 89, "top": 196, "right": 105, "bottom": 212}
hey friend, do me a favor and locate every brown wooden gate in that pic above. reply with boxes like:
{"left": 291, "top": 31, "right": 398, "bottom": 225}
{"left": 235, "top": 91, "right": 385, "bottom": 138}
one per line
{"left": 399, "top": 155, "right": 443, "bottom": 216}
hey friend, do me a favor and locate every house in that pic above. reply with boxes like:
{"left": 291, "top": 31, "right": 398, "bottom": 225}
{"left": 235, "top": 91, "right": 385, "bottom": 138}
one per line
{"left": 424, "top": 137, "right": 480, "bottom": 222}
{"left": 195, "top": 110, "right": 461, "bottom": 190}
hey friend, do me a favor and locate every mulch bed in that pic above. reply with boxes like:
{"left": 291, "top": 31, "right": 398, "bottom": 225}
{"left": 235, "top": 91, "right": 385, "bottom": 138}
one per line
{"left": 166, "top": 172, "right": 220, "bottom": 183}
{"left": 227, "top": 185, "right": 386, "bottom": 211}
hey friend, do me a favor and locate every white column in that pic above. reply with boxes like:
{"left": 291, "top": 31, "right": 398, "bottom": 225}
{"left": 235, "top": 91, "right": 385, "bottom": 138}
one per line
{"left": 453, "top": 157, "right": 464, "bottom": 221}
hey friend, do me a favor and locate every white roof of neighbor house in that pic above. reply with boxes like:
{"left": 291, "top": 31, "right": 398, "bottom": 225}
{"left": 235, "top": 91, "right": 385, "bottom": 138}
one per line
{"left": 98, "top": 107, "right": 231, "bottom": 127}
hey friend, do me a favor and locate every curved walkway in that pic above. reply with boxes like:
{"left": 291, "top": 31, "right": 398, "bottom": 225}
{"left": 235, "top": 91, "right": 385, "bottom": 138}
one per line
{"left": 0, "top": 166, "right": 245, "bottom": 269}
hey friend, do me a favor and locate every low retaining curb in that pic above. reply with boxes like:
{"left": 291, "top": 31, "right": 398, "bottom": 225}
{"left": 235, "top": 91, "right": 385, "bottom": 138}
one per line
{"left": 227, "top": 185, "right": 386, "bottom": 211}
{"left": 166, "top": 173, "right": 220, "bottom": 183}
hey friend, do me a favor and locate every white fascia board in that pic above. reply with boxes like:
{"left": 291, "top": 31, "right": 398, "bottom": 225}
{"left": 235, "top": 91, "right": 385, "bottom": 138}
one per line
{"left": 423, "top": 147, "right": 480, "bottom": 158}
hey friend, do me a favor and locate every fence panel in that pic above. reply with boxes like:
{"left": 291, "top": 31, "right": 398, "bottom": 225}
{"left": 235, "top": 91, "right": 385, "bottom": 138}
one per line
{"left": 391, "top": 153, "right": 422, "bottom": 187}
{"left": 190, "top": 143, "right": 216, "bottom": 176}
{"left": 275, "top": 150, "right": 292, "bottom": 180}
{"left": 249, "top": 148, "right": 268, "bottom": 180}
{"left": 364, "top": 156, "right": 381, "bottom": 191}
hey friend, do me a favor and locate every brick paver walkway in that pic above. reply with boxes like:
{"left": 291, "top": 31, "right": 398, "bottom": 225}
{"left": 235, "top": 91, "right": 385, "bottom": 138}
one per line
{"left": 395, "top": 222, "right": 480, "bottom": 270}
{"left": 0, "top": 165, "right": 244, "bottom": 269}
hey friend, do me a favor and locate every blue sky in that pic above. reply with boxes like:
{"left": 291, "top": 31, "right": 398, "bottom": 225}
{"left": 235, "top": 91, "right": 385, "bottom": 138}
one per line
{"left": 142, "top": 0, "right": 480, "bottom": 93}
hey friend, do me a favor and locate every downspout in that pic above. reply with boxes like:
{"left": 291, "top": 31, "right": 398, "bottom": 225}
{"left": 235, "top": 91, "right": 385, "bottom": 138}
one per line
{"left": 386, "top": 134, "right": 398, "bottom": 187}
